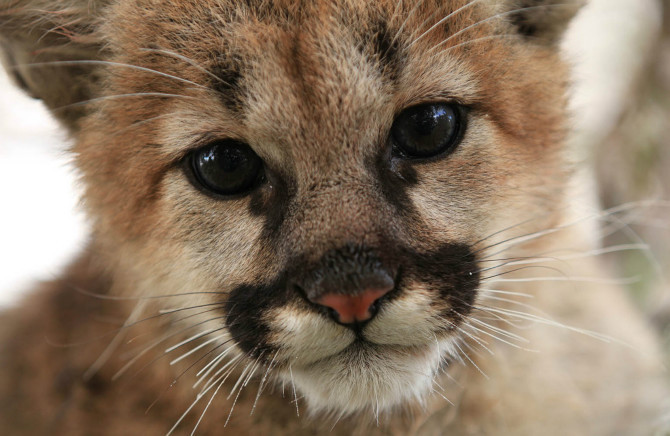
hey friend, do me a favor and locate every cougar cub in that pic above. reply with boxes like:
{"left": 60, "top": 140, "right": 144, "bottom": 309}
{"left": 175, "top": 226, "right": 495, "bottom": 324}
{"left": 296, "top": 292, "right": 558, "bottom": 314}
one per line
{"left": 0, "top": 1, "right": 666, "bottom": 434}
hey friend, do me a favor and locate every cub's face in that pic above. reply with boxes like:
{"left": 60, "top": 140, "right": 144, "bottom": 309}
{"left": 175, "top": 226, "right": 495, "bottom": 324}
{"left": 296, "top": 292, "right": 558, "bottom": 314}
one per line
{"left": 72, "top": 0, "right": 576, "bottom": 417}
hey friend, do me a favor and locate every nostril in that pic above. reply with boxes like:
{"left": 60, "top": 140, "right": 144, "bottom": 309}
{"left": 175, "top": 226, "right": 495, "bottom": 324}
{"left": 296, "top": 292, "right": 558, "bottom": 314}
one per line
{"left": 314, "top": 286, "right": 392, "bottom": 325}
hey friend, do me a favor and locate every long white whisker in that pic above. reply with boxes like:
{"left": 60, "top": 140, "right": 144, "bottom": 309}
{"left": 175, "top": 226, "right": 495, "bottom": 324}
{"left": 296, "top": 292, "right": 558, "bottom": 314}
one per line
{"left": 12, "top": 60, "right": 210, "bottom": 89}
{"left": 227, "top": 358, "right": 255, "bottom": 400}
{"left": 479, "top": 243, "right": 649, "bottom": 272}
{"left": 195, "top": 350, "right": 241, "bottom": 390}
{"left": 486, "top": 276, "right": 640, "bottom": 286}
{"left": 140, "top": 47, "right": 233, "bottom": 87}
{"left": 166, "top": 355, "right": 242, "bottom": 436}
{"left": 289, "top": 363, "right": 300, "bottom": 417}
{"left": 481, "top": 289, "right": 533, "bottom": 299}
{"left": 165, "top": 327, "right": 220, "bottom": 353}
{"left": 54, "top": 92, "right": 197, "bottom": 111}
{"left": 251, "top": 351, "right": 279, "bottom": 416}
{"left": 225, "top": 357, "right": 262, "bottom": 427}
{"left": 390, "top": 0, "right": 429, "bottom": 48}
{"left": 463, "top": 320, "right": 534, "bottom": 351}
{"left": 85, "top": 301, "right": 145, "bottom": 381}
{"left": 476, "top": 201, "right": 662, "bottom": 260}
{"left": 468, "top": 317, "right": 529, "bottom": 343}
{"left": 191, "top": 374, "right": 227, "bottom": 436}
{"left": 433, "top": 34, "right": 520, "bottom": 58}
{"left": 454, "top": 324, "right": 493, "bottom": 355}
{"left": 453, "top": 340, "right": 488, "bottom": 379}
{"left": 170, "top": 334, "right": 226, "bottom": 366}
{"left": 428, "top": 4, "right": 573, "bottom": 54}
{"left": 474, "top": 305, "right": 615, "bottom": 342}
{"left": 408, "top": 0, "right": 481, "bottom": 48}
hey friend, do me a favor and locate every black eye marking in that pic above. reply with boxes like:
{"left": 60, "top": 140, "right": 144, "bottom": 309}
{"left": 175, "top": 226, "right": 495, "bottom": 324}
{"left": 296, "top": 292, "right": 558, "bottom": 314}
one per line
{"left": 187, "top": 140, "right": 264, "bottom": 197}
{"left": 391, "top": 103, "right": 466, "bottom": 159}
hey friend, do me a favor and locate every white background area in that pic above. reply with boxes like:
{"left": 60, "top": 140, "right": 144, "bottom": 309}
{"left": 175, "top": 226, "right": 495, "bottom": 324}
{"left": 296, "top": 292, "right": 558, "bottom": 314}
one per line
{"left": 0, "top": 71, "right": 88, "bottom": 307}
{"left": 0, "top": 0, "right": 662, "bottom": 307}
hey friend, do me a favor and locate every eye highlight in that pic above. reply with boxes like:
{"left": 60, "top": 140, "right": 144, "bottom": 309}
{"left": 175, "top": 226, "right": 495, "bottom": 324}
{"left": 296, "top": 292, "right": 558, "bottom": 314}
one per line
{"left": 188, "top": 140, "right": 264, "bottom": 196}
{"left": 391, "top": 103, "right": 465, "bottom": 159}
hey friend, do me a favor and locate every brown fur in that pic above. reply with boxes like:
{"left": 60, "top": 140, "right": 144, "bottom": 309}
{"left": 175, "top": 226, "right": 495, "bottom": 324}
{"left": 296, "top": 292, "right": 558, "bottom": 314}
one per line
{"left": 1, "top": 0, "right": 667, "bottom": 434}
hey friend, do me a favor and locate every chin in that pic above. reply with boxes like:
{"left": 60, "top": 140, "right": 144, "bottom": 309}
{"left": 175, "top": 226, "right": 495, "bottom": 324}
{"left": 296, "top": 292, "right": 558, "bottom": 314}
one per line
{"left": 285, "top": 340, "right": 448, "bottom": 418}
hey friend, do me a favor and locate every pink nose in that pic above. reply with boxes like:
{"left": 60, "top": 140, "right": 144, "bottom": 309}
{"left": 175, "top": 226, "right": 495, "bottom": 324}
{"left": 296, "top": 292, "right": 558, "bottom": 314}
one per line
{"left": 314, "top": 287, "right": 392, "bottom": 324}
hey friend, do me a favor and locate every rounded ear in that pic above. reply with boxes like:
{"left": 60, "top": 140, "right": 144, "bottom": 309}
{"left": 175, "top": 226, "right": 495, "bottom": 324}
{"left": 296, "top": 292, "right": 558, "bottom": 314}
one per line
{"left": 0, "top": 1, "right": 107, "bottom": 132}
{"left": 503, "top": 0, "right": 585, "bottom": 45}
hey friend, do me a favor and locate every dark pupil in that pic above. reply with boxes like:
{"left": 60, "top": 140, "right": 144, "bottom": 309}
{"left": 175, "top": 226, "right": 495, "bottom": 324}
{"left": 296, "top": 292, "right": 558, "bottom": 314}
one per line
{"left": 193, "top": 141, "right": 261, "bottom": 195}
{"left": 392, "top": 104, "right": 460, "bottom": 158}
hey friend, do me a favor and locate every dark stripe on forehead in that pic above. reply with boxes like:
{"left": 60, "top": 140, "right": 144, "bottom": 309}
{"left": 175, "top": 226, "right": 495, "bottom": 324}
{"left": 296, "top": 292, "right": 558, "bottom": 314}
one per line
{"left": 211, "top": 53, "right": 245, "bottom": 111}
{"left": 356, "top": 15, "right": 404, "bottom": 83}
{"left": 370, "top": 19, "right": 402, "bottom": 82}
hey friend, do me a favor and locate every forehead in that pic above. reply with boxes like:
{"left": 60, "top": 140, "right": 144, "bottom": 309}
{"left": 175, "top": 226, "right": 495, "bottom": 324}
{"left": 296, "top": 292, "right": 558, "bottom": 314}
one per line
{"left": 107, "top": 0, "right": 509, "bottom": 169}
{"left": 111, "top": 0, "right": 490, "bottom": 104}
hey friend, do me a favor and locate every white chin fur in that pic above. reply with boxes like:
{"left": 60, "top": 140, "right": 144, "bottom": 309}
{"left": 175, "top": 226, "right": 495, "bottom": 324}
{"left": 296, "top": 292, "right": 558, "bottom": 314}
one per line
{"left": 285, "top": 341, "right": 447, "bottom": 418}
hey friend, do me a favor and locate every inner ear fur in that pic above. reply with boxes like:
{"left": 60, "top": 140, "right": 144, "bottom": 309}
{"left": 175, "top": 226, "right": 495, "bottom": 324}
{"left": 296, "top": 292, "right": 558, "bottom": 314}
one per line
{"left": 502, "top": 0, "right": 585, "bottom": 45}
{"left": 0, "top": 0, "right": 107, "bottom": 132}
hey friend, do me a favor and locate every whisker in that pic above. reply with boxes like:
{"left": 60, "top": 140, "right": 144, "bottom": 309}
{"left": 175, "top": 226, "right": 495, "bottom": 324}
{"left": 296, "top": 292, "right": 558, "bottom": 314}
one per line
{"left": 480, "top": 289, "right": 533, "bottom": 299}
{"left": 427, "top": 3, "right": 574, "bottom": 54}
{"left": 389, "top": 0, "right": 429, "bottom": 49}
{"left": 469, "top": 208, "right": 565, "bottom": 252}
{"left": 480, "top": 265, "right": 568, "bottom": 282}
{"left": 170, "top": 334, "right": 227, "bottom": 366}
{"left": 429, "top": 385, "right": 454, "bottom": 406}
{"left": 227, "top": 357, "right": 256, "bottom": 401}
{"left": 165, "top": 355, "right": 243, "bottom": 436}
{"left": 453, "top": 340, "right": 488, "bottom": 379}
{"left": 84, "top": 301, "right": 145, "bottom": 381}
{"left": 407, "top": 0, "right": 482, "bottom": 48}
{"left": 140, "top": 47, "right": 233, "bottom": 87}
{"left": 52, "top": 92, "right": 198, "bottom": 112}
{"left": 474, "top": 201, "right": 658, "bottom": 259}
{"left": 191, "top": 370, "right": 228, "bottom": 436}
{"left": 198, "top": 352, "right": 245, "bottom": 400}
{"left": 224, "top": 356, "right": 262, "bottom": 427}
{"left": 195, "top": 345, "right": 237, "bottom": 381}
{"left": 158, "top": 303, "right": 226, "bottom": 316}
{"left": 106, "top": 112, "right": 178, "bottom": 138}
{"left": 469, "top": 317, "right": 529, "bottom": 344}
{"left": 145, "top": 339, "right": 235, "bottom": 415}
{"left": 432, "top": 34, "right": 521, "bottom": 58}
{"left": 463, "top": 320, "right": 534, "bottom": 351}
{"left": 487, "top": 276, "right": 640, "bottom": 286}
{"left": 473, "top": 305, "right": 615, "bottom": 342}
{"left": 289, "top": 363, "right": 300, "bottom": 417}
{"left": 251, "top": 350, "right": 279, "bottom": 416}
{"left": 165, "top": 328, "right": 220, "bottom": 353}
{"left": 70, "top": 285, "right": 226, "bottom": 301}
{"left": 117, "top": 305, "right": 225, "bottom": 356}
{"left": 113, "top": 317, "right": 226, "bottom": 381}
{"left": 478, "top": 243, "right": 649, "bottom": 272}
{"left": 453, "top": 323, "right": 493, "bottom": 355}
{"left": 11, "top": 60, "right": 211, "bottom": 90}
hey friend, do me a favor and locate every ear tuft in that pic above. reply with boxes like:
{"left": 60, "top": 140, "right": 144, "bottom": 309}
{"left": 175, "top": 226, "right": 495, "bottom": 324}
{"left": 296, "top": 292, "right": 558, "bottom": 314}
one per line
{"left": 505, "top": 0, "right": 585, "bottom": 45}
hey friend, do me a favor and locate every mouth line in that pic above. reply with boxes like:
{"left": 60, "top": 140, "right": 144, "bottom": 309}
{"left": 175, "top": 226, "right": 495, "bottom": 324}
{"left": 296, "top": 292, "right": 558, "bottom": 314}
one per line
{"left": 301, "top": 337, "right": 433, "bottom": 367}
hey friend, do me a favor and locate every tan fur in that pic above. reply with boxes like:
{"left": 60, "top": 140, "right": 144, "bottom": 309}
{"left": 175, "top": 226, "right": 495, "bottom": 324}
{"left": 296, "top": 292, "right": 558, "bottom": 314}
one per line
{"left": 1, "top": 0, "right": 667, "bottom": 434}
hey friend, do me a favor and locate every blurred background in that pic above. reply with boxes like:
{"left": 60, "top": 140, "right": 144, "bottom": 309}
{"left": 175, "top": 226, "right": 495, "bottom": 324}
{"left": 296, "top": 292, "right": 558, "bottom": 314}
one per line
{"left": 568, "top": 0, "right": 670, "bottom": 354}
{"left": 0, "top": 0, "right": 668, "bottom": 354}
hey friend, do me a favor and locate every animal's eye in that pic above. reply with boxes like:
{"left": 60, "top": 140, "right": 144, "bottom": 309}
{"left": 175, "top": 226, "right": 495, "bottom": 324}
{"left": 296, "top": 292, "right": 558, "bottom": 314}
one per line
{"left": 391, "top": 103, "right": 465, "bottom": 159}
{"left": 189, "top": 140, "right": 263, "bottom": 196}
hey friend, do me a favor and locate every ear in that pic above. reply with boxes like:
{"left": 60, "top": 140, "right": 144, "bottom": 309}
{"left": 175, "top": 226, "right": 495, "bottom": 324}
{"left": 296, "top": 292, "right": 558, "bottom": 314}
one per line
{"left": 503, "top": 0, "right": 585, "bottom": 45}
{"left": 0, "top": 1, "right": 107, "bottom": 132}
